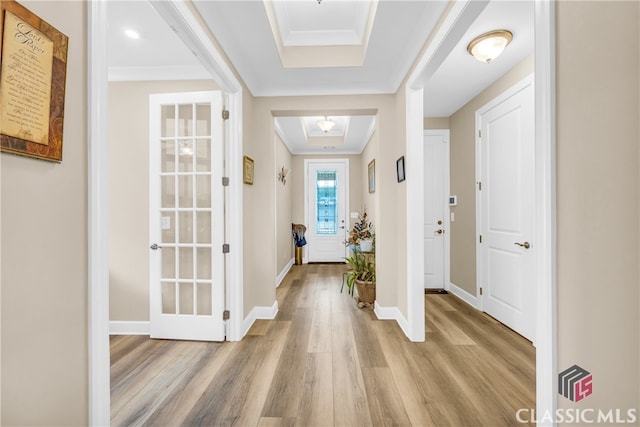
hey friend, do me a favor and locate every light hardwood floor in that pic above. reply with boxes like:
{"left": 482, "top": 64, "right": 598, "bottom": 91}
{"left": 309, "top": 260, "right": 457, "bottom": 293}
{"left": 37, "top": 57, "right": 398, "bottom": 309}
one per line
{"left": 111, "top": 264, "right": 535, "bottom": 426}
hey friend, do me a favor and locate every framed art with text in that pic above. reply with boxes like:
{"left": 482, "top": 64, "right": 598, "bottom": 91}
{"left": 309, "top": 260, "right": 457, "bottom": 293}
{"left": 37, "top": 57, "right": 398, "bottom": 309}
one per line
{"left": 0, "top": 0, "right": 68, "bottom": 162}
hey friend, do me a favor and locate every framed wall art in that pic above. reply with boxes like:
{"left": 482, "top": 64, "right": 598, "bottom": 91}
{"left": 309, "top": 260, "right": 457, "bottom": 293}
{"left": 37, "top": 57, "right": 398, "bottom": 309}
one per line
{"left": 243, "top": 155, "right": 254, "bottom": 185}
{"left": 396, "top": 156, "right": 405, "bottom": 182}
{"left": 368, "top": 159, "right": 375, "bottom": 193}
{"left": 0, "top": 0, "right": 69, "bottom": 162}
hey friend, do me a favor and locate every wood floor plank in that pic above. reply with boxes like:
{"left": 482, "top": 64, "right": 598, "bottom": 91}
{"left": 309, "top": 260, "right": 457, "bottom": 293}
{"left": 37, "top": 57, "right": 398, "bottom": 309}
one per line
{"left": 111, "top": 264, "right": 535, "bottom": 427}
{"left": 296, "top": 353, "right": 334, "bottom": 426}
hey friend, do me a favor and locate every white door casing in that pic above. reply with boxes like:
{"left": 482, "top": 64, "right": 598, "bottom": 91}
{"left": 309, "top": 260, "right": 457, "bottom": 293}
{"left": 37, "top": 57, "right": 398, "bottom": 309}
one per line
{"left": 424, "top": 130, "right": 449, "bottom": 289}
{"left": 149, "top": 91, "right": 225, "bottom": 341}
{"left": 476, "top": 75, "right": 536, "bottom": 342}
{"left": 304, "top": 159, "right": 349, "bottom": 263}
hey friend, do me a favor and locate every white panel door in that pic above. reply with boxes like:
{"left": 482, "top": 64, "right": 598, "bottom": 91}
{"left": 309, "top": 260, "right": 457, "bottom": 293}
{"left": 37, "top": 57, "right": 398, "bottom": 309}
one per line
{"left": 306, "top": 160, "right": 348, "bottom": 262}
{"left": 149, "top": 91, "right": 225, "bottom": 341}
{"left": 424, "top": 132, "right": 447, "bottom": 289}
{"left": 478, "top": 77, "right": 535, "bottom": 341}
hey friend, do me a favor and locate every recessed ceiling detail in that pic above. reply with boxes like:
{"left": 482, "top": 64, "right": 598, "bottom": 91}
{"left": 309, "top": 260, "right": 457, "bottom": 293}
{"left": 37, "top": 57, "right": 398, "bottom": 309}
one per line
{"left": 275, "top": 115, "right": 375, "bottom": 155}
{"left": 263, "top": 0, "right": 378, "bottom": 68}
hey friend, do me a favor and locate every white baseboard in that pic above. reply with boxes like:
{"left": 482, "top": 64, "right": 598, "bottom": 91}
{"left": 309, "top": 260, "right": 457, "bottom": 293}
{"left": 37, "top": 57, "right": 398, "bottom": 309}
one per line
{"left": 109, "top": 321, "right": 150, "bottom": 335}
{"left": 373, "top": 302, "right": 410, "bottom": 339}
{"left": 276, "top": 258, "right": 295, "bottom": 288}
{"left": 448, "top": 282, "right": 479, "bottom": 309}
{"left": 242, "top": 301, "right": 279, "bottom": 337}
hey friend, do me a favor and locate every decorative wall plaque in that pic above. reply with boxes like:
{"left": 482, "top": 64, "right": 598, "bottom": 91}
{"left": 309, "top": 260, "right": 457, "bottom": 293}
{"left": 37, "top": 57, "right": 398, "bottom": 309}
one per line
{"left": 0, "top": 0, "right": 68, "bottom": 162}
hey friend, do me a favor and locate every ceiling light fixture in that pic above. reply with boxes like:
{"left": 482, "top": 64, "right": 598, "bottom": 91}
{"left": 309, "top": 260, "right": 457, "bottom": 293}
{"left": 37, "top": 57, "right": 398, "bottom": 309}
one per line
{"left": 124, "top": 29, "right": 141, "bottom": 39}
{"left": 467, "top": 30, "right": 513, "bottom": 63}
{"left": 317, "top": 117, "right": 335, "bottom": 133}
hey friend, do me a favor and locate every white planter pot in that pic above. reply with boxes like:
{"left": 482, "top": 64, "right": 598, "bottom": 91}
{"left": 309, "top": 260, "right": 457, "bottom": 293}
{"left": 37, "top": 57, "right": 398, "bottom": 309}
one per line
{"left": 359, "top": 239, "right": 374, "bottom": 252}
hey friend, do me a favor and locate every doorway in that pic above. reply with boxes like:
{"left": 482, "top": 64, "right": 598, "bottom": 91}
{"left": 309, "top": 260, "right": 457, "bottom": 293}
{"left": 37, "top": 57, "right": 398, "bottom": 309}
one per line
{"left": 424, "top": 130, "right": 450, "bottom": 291}
{"left": 304, "top": 159, "right": 349, "bottom": 263}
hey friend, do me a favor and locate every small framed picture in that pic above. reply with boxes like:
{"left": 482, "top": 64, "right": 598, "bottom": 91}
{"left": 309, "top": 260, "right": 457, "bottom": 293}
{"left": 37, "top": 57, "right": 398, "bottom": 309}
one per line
{"left": 243, "top": 155, "right": 254, "bottom": 185}
{"left": 368, "top": 159, "right": 376, "bottom": 193}
{"left": 396, "top": 156, "right": 405, "bottom": 183}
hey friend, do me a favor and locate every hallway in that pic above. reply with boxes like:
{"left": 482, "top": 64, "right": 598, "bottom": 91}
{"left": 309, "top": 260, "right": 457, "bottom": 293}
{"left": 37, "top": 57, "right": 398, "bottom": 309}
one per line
{"left": 110, "top": 264, "right": 535, "bottom": 426}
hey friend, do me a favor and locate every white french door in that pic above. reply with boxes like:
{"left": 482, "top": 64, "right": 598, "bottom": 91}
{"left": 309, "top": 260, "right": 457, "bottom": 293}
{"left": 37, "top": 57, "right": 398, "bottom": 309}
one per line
{"left": 477, "top": 76, "right": 535, "bottom": 342}
{"left": 305, "top": 160, "right": 348, "bottom": 263}
{"left": 149, "top": 91, "right": 225, "bottom": 341}
{"left": 424, "top": 130, "right": 448, "bottom": 289}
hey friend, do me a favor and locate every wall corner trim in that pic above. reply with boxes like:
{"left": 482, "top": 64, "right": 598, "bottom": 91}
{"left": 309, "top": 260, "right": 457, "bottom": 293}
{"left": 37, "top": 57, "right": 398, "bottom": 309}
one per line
{"left": 242, "top": 301, "right": 279, "bottom": 337}
{"left": 373, "top": 303, "right": 411, "bottom": 340}
{"left": 109, "top": 321, "right": 151, "bottom": 336}
{"left": 276, "top": 258, "right": 295, "bottom": 288}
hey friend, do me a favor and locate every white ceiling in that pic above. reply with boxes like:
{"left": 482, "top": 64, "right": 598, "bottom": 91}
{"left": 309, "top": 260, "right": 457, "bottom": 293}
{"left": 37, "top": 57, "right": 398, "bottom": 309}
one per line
{"left": 107, "top": 0, "right": 534, "bottom": 153}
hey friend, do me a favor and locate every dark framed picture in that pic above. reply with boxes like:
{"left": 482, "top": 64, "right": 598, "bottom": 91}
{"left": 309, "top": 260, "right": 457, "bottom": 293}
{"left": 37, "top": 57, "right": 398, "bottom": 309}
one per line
{"left": 243, "top": 155, "right": 254, "bottom": 185}
{"left": 368, "top": 159, "right": 375, "bottom": 193}
{"left": 396, "top": 156, "right": 405, "bottom": 182}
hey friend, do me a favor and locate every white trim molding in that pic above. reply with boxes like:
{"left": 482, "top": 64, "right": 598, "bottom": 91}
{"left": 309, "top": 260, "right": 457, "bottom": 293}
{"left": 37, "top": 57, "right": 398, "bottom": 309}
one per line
{"left": 88, "top": 0, "right": 111, "bottom": 425}
{"left": 109, "top": 321, "right": 150, "bottom": 336}
{"left": 108, "top": 65, "right": 210, "bottom": 82}
{"left": 276, "top": 258, "right": 295, "bottom": 288}
{"left": 242, "top": 301, "right": 279, "bottom": 337}
{"left": 373, "top": 303, "right": 409, "bottom": 338}
{"left": 448, "top": 282, "right": 479, "bottom": 309}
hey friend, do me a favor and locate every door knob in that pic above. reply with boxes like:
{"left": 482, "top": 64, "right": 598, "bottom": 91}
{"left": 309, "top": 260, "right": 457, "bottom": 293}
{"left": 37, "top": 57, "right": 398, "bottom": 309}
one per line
{"left": 514, "top": 242, "right": 531, "bottom": 249}
{"left": 435, "top": 229, "right": 443, "bottom": 235}
{"left": 150, "top": 243, "right": 162, "bottom": 250}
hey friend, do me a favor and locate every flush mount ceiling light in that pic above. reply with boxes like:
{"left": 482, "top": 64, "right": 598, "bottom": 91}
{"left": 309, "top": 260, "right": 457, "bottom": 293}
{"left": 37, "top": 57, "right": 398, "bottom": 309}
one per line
{"left": 467, "top": 30, "right": 513, "bottom": 63}
{"left": 317, "top": 117, "right": 336, "bottom": 133}
{"left": 124, "top": 28, "right": 141, "bottom": 39}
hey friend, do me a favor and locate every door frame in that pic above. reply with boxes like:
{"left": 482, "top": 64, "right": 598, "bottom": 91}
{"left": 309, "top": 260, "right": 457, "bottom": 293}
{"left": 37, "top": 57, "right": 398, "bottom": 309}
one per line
{"left": 404, "top": 0, "right": 557, "bottom": 424}
{"left": 88, "top": 1, "right": 244, "bottom": 424}
{"left": 303, "top": 158, "right": 350, "bottom": 264}
{"left": 424, "top": 129, "right": 451, "bottom": 291}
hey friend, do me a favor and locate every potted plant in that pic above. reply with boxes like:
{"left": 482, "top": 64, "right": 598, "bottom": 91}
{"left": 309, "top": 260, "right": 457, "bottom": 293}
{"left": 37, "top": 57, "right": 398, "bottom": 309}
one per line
{"left": 342, "top": 250, "right": 376, "bottom": 307}
{"left": 346, "top": 210, "right": 375, "bottom": 252}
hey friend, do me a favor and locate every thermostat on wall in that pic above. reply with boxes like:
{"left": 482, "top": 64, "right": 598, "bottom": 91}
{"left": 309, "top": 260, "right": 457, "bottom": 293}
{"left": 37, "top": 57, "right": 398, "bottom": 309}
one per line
{"left": 449, "top": 196, "right": 457, "bottom": 206}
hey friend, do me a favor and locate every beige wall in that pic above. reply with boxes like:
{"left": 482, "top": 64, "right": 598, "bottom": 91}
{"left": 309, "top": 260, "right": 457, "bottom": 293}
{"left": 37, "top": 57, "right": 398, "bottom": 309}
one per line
{"left": 361, "top": 135, "right": 377, "bottom": 227}
{"left": 556, "top": 1, "right": 639, "bottom": 417}
{"left": 275, "top": 134, "right": 293, "bottom": 276}
{"left": 447, "top": 54, "right": 534, "bottom": 296}
{"left": 108, "top": 80, "right": 218, "bottom": 322}
{"left": 1, "top": 1, "right": 88, "bottom": 424}
{"left": 423, "top": 117, "right": 450, "bottom": 130}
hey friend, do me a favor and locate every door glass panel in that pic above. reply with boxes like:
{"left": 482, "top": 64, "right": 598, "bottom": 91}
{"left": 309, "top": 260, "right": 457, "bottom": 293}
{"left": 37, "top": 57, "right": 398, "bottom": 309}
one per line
{"left": 196, "top": 175, "right": 211, "bottom": 208}
{"left": 161, "top": 248, "right": 175, "bottom": 279}
{"left": 196, "top": 212, "right": 211, "bottom": 244}
{"left": 178, "top": 176, "right": 193, "bottom": 208}
{"left": 178, "top": 139, "right": 194, "bottom": 172}
{"left": 197, "top": 247, "right": 212, "bottom": 280}
{"left": 195, "top": 104, "right": 211, "bottom": 136}
{"left": 179, "top": 247, "right": 193, "bottom": 279}
{"left": 197, "top": 283, "right": 212, "bottom": 315}
{"left": 178, "top": 104, "right": 193, "bottom": 137}
{"left": 179, "top": 282, "right": 194, "bottom": 315}
{"left": 161, "top": 140, "right": 175, "bottom": 172}
{"left": 161, "top": 176, "right": 175, "bottom": 208}
{"left": 179, "top": 212, "right": 193, "bottom": 244}
{"left": 195, "top": 139, "right": 211, "bottom": 172}
{"left": 316, "top": 170, "right": 338, "bottom": 235}
{"left": 161, "top": 212, "right": 175, "bottom": 243}
{"left": 161, "top": 282, "right": 176, "bottom": 314}
{"left": 161, "top": 105, "right": 175, "bottom": 137}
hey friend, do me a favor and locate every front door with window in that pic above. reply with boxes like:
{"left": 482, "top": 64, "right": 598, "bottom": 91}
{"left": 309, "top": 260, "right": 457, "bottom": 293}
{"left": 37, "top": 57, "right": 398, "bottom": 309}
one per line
{"left": 149, "top": 91, "right": 225, "bottom": 341}
{"left": 306, "top": 160, "right": 348, "bottom": 262}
